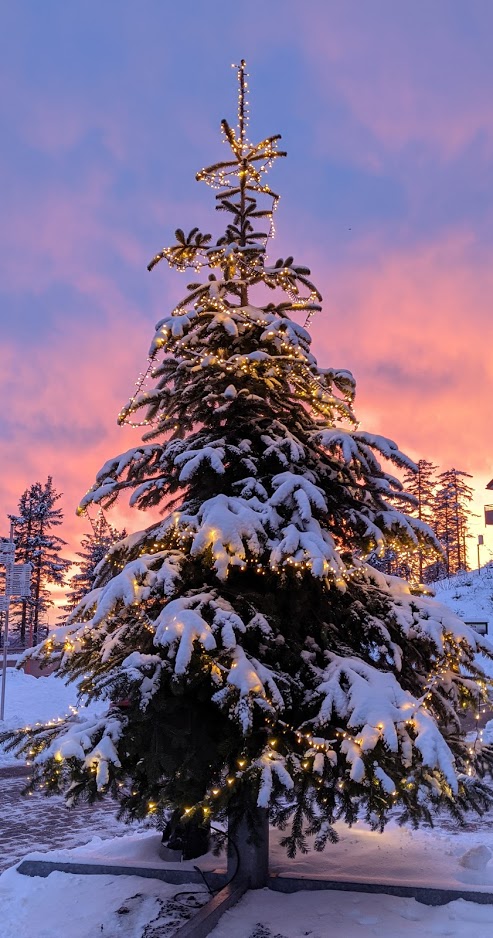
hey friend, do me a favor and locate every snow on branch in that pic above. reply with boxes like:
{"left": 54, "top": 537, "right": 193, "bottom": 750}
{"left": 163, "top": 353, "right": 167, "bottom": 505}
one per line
{"left": 78, "top": 445, "right": 163, "bottom": 512}
{"left": 316, "top": 653, "right": 457, "bottom": 790}
{"left": 120, "top": 652, "right": 165, "bottom": 708}
{"left": 154, "top": 597, "right": 218, "bottom": 673}
{"left": 353, "top": 432, "right": 417, "bottom": 472}
{"left": 176, "top": 482, "right": 348, "bottom": 580}
{"left": 313, "top": 428, "right": 416, "bottom": 483}
{"left": 261, "top": 430, "right": 305, "bottom": 466}
{"left": 213, "top": 645, "right": 284, "bottom": 732}
{"left": 182, "top": 493, "right": 266, "bottom": 579}
{"left": 256, "top": 751, "right": 295, "bottom": 807}
{"left": 87, "top": 554, "right": 182, "bottom": 627}
{"left": 367, "top": 567, "right": 493, "bottom": 654}
{"left": 313, "top": 429, "right": 370, "bottom": 472}
{"left": 270, "top": 472, "right": 327, "bottom": 516}
{"left": 270, "top": 520, "right": 346, "bottom": 579}
{"left": 35, "top": 714, "right": 125, "bottom": 791}
{"left": 173, "top": 442, "right": 226, "bottom": 482}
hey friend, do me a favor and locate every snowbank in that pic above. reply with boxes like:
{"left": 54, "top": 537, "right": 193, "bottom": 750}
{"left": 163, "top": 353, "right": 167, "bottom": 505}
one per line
{"left": 0, "top": 865, "right": 204, "bottom": 938}
{"left": 0, "top": 668, "right": 105, "bottom": 767}
{"left": 23, "top": 816, "right": 493, "bottom": 893}
{"left": 209, "top": 887, "right": 493, "bottom": 937}
{"left": 432, "top": 565, "right": 493, "bottom": 628}
{"left": 433, "top": 565, "right": 493, "bottom": 678}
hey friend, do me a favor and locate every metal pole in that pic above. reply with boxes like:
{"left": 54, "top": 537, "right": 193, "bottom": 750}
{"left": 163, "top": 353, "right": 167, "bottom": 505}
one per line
{"left": 478, "top": 535, "right": 484, "bottom": 576}
{"left": 0, "top": 522, "right": 14, "bottom": 722}
{"left": 0, "top": 598, "right": 10, "bottom": 721}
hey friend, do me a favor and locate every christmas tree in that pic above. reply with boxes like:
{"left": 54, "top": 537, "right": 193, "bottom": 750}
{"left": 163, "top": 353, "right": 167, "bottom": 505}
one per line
{"left": 4, "top": 62, "right": 493, "bottom": 862}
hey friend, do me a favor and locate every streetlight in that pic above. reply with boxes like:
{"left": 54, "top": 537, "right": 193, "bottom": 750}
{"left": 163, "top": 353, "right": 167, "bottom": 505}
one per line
{"left": 478, "top": 534, "right": 484, "bottom": 574}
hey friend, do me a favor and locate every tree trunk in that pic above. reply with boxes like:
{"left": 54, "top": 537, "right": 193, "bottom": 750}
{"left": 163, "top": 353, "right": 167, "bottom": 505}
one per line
{"left": 227, "top": 799, "right": 269, "bottom": 889}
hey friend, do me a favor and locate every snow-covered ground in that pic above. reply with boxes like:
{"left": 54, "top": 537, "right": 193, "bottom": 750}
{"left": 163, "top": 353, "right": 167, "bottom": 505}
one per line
{"left": 433, "top": 563, "right": 493, "bottom": 641}
{"left": 3, "top": 871, "right": 493, "bottom": 938}
{"left": 4, "top": 570, "right": 493, "bottom": 935}
{"left": 17, "top": 813, "right": 493, "bottom": 892}
{"left": 6, "top": 820, "right": 493, "bottom": 937}
{"left": 209, "top": 887, "right": 493, "bottom": 937}
{"left": 433, "top": 565, "right": 493, "bottom": 685}
{"left": 0, "top": 864, "right": 207, "bottom": 938}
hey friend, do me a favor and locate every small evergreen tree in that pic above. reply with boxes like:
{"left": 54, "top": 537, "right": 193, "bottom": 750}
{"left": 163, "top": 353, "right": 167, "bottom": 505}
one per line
{"left": 62, "top": 510, "right": 126, "bottom": 615}
{"left": 4, "top": 64, "right": 493, "bottom": 859}
{"left": 9, "top": 478, "right": 71, "bottom": 644}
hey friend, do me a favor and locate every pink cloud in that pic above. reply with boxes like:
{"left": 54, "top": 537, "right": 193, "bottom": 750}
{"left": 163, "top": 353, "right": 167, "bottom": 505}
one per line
{"left": 307, "top": 230, "right": 493, "bottom": 469}
{"left": 3, "top": 221, "right": 493, "bottom": 581}
{"left": 0, "top": 317, "right": 159, "bottom": 593}
{"left": 3, "top": 16, "right": 493, "bottom": 586}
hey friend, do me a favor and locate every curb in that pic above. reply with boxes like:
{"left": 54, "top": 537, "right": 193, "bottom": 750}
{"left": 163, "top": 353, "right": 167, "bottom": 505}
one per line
{"left": 16, "top": 858, "right": 493, "bottom": 907}
{"left": 268, "top": 872, "right": 493, "bottom": 906}
{"left": 16, "top": 859, "right": 228, "bottom": 892}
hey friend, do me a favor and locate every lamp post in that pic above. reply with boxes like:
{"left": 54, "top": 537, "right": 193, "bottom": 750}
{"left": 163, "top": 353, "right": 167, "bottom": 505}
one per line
{"left": 0, "top": 525, "right": 31, "bottom": 721}
{"left": 478, "top": 534, "right": 484, "bottom": 575}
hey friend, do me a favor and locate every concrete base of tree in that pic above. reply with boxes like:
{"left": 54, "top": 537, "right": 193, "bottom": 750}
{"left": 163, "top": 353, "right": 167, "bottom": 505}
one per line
{"left": 18, "top": 857, "right": 493, "bottom": 908}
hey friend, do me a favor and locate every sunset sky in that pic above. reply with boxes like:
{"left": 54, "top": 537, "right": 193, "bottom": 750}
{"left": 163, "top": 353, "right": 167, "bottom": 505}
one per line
{"left": 1, "top": 1, "right": 493, "bottom": 604}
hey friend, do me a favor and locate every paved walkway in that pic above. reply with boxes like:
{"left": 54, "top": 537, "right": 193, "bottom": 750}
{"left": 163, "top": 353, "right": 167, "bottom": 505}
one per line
{"left": 0, "top": 773, "right": 139, "bottom": 873}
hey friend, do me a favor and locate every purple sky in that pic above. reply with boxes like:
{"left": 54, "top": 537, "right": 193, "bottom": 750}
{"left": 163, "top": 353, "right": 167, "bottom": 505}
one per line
{"left": 1, "top": 1, "right": 493, "bottom": 594}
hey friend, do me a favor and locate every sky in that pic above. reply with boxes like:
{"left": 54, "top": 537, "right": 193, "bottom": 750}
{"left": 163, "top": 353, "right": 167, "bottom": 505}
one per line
{"left": 1, "top": 0, "right": 493, "bottom": 604}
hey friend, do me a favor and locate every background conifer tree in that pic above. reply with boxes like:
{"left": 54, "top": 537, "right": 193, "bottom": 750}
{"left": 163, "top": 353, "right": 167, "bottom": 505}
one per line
{"left": 62, "top": 510, "right": 125, "bottom": 616}
{"left": 401, "top": 459, "right": 439, "bottom": 582}
{"left": 4, "top": 63, "right": 493, "bottom": 860}
{"left": 435, "top": 469, "right": 475, "bottom": 578}
{"left": 9, "top": 477, "right": 71, "bottom": 644}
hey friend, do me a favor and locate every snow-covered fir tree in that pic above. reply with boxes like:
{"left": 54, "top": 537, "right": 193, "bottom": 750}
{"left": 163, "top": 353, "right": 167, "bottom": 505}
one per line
{"left": 4, "top": 63, "right": 493, "bottom": 857}
{"left": 9, "top": 477, "right": 71, "bottom": 644}
{"left": 62, "top": 510, "right": 125, "bottom": 616}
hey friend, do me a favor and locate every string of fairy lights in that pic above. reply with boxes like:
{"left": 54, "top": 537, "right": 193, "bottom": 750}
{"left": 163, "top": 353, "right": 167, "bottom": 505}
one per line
{"left": 154, "top": 635, "right": 491, "bottom": 815}
{"left": 118, "top": 58, "right": 322, "bottom": 430}
{"left": 154, "top": 634, "right": 486, "bottom": 815}
{"left": 18, "top": 565, "right": 490, "bottom": 813}
{"left": 117, "top": 317, "right": 347, "bottom": 431}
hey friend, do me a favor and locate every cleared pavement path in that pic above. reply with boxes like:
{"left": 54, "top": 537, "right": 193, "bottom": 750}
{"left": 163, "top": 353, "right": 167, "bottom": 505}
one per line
{"left": 0, "top": 775, "right": 138, "bottom": 872}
